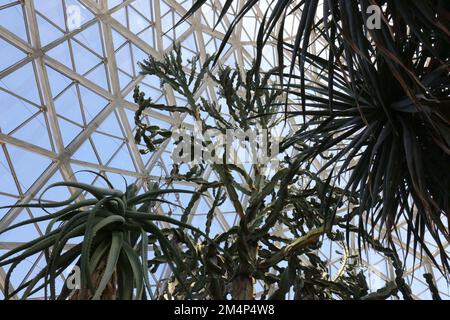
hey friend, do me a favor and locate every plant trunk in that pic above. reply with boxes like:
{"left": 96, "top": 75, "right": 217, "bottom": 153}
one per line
{"left": 232, "top": 274, "right": 255, "bottom": 300}
{"left": 232, "top": 240, "right": 257, "bottom": 300}
{"left": 70, "top": 256, "right": 117, "bottom": 300}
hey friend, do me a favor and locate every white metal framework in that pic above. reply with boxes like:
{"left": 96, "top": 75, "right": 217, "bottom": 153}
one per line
{"left": 0, "top": 0, "right": 448, "bottom": 299}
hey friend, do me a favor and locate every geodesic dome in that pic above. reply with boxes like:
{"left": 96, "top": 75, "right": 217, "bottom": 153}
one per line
{"left": 0, "top": 0, "right": 448, "bottom": 300}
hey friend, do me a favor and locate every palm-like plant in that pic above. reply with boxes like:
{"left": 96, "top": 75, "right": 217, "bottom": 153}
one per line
{"left": 179, "top": 0, "right": 450, "bottom": 271}
{"left": 282, "top": 46, "right": 449, "bottom": 271}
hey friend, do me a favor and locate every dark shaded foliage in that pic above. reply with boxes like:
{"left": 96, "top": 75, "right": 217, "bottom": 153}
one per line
{"left": 179, "top": 0, "right": 450, "bottom": 272}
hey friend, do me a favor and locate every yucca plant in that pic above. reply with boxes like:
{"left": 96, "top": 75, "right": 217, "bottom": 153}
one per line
{"left": 0, "top": 174, "right": 206, "bottom": 300}
{"left": 178, "top": 0, "right": 450, "bottom": 272}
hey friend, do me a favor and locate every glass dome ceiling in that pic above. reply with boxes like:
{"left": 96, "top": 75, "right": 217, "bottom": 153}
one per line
{"left": 0, "top": 0, "right": 448, "bottom": 300}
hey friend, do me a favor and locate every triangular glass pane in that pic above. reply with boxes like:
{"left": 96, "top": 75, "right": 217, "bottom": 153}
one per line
{"left": 46, "top": 40, "right": 73, "bottom": 69}
{"left": 53, "top": 84, "right": 84, "bottom": 125}
{"left": 128, "top": 6, "right": 150, "bottom": 34}
{"left": 0, "top": 38, "right": 26, "bottom": 72}
{"left": 104, "top": 171, "right": 137, "bottom": 189}
{"left": 116, "top": 44, "right": 134, "bottom": 75}
{"left": 131, "top": 44, "right": 148, "bottom": 72}
{"left": 0, "top": 3, "right": 29, "bottom": 43}
{"left": 11, "top": 112, "right": 53, "bottom": 150}
{"left": 65, "top": 0, "right": 96, "bottom": 28}
{"left": 78, "top": 85, "right": 109, "bottom": 123}
{"left": 71, "top": 40, "right": 102, "bottom": 75}
{"left": 85, "top": 63, "right": 109, "bottom": 91}
{"left": 6, "top": 144, "right": 52, "bottom": 192}
{"left": 72, "top": 139, "right": 100, "bottom": 164}
{"left": 73, "top": 21, "right": 103, "bottom": 55}
{"left": 34, "top": 0, "right": 66, "bottom": 30}
{"left": 36, "top": 12, "right": 64, "bottom": 46}
{"left": 90, "top": 132, "right": 123, "bottom": 165}
{"left": 0, "top": 62, "right": 41, "bottom": 105}
{"left": 45, "top": 65, "right": 73, "bottom": 98}
{"left": 111, "top": 28, "right": 128, "bottom": 50}
{"left": 96, "top": 112, "right": 123, "bottom": 137}
{"left": 108, "top": 143, "right": 136, "bottom": 171}
{"left": 0, "top": 149, "right": 19, "bottom": 196}
{"left": 68, "top": 163, "right": 103, "bottom": 187}
{"left": 136, "top": 27, "right": 154, "bottom": 47}
{"left": 118, "top": 69, "right": 133, "bottom": 90}
{"left": 108, "top": 0, "right": 123, "bottom": 10}
{"left": 111, "top": 7, "right": 127, "bottom": 26}
{"left": 58, "top": 117, "right": 83, "bottom": 146}
{"left": 131, "top": 0, "right": 152, "bottom": 17}
{"left": 0, "top": 90, "right": 39, "bottom": 134}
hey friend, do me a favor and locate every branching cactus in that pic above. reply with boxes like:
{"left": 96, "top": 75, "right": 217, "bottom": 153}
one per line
{"left": 132, "top": 44, "right": 420, "bottom": 300}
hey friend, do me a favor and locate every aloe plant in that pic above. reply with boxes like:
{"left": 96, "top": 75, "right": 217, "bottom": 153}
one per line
{"left": 0, "top": 174, "right": 206, "bottom": 300}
